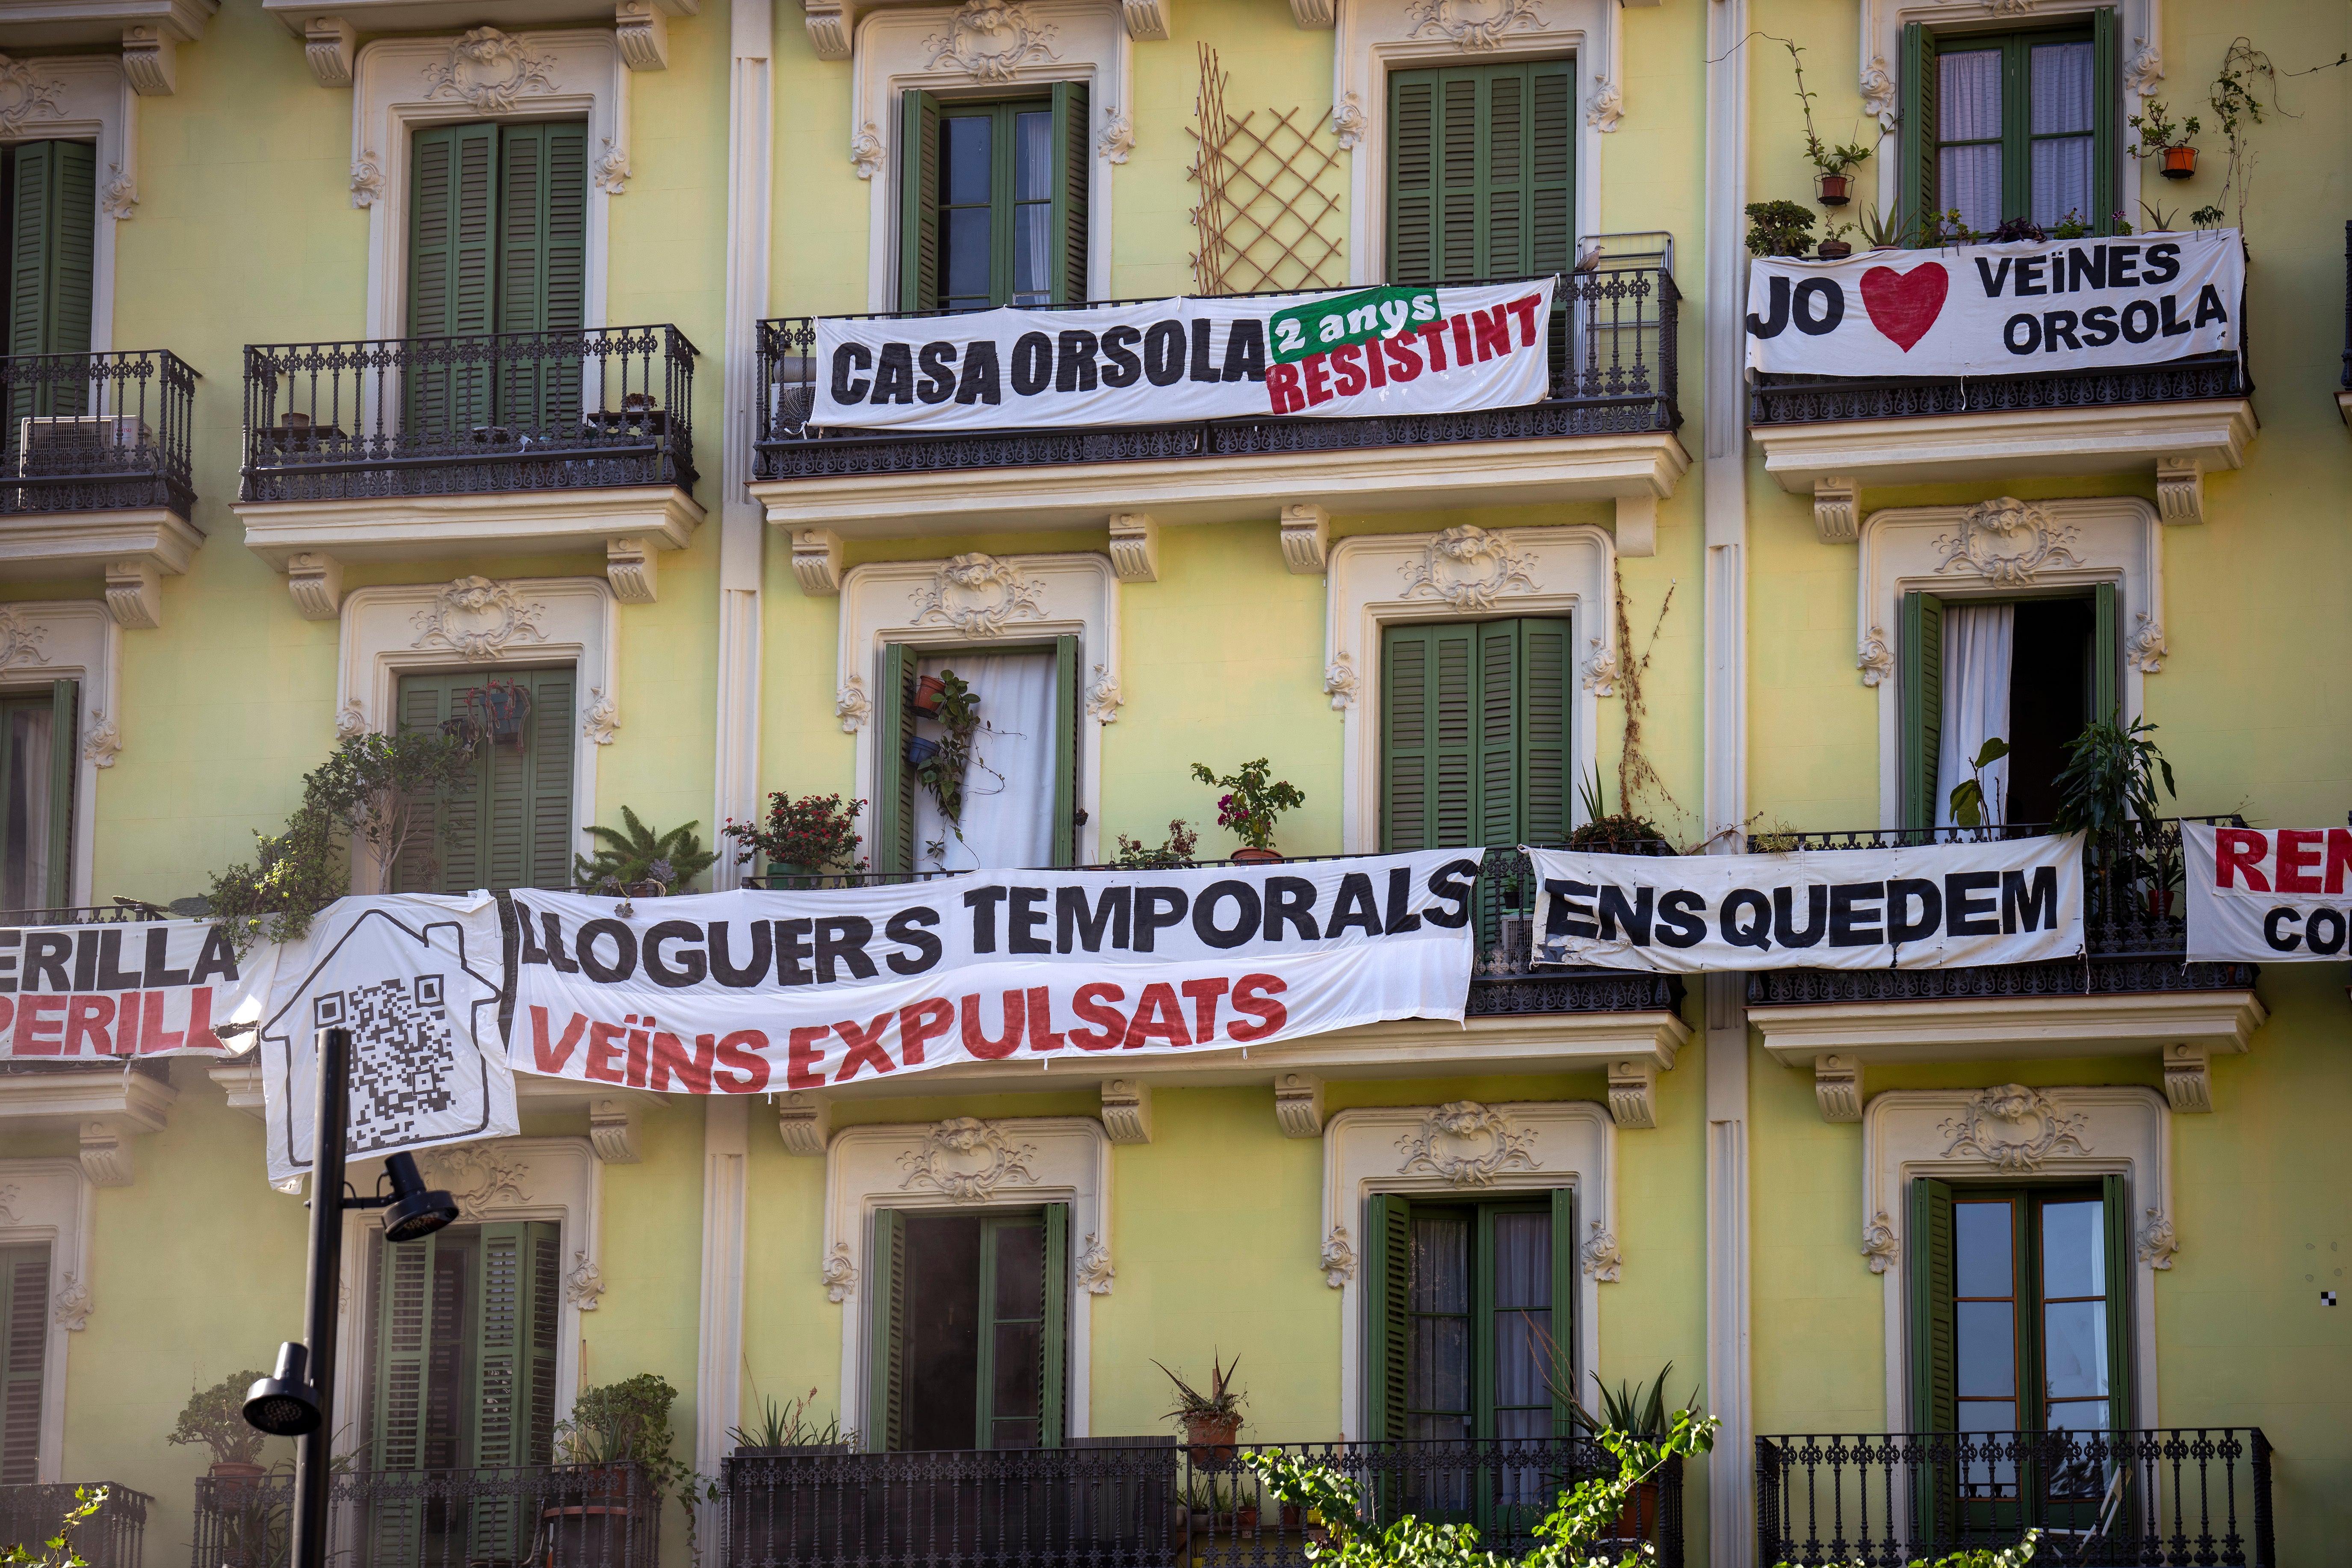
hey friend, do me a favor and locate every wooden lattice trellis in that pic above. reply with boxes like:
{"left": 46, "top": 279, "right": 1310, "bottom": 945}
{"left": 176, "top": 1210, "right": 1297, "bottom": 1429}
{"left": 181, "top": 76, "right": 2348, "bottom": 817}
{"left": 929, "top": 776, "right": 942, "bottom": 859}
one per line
{"left": 1187, "top": 45, "right": 1345, "bottom": 295}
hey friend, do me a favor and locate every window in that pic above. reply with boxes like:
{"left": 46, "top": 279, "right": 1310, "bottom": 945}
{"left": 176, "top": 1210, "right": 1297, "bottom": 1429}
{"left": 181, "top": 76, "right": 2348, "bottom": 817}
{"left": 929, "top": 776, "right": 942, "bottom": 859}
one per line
{"left": 0, "top": 1244, "right": 47, "bottom": 1485}
{"left": 1900, "top": 588, "right": 2116, "bottom": 831}
{"left": 0, "top": 682, "right": 75, "bottom": 914}
{"left": 1909, "top": 1178, "right": 2130, "bottom": 1524}
{"left": 869, "top": 640, "right": 1081, "bottom": 875}
{"left": 1899, "top": 15, "right": 2118, "bottom": 239}
{"left": 367, "top": 1224, "right": 560, "bottom": 1553}
{"left": 1387, "top": 60, "right": 1572, "bottom": 285}
{"left": 866, "top": 1207, "right": 1069, "bottom": 1451}
{"left": 6, "top": 140, "right": 95, "bottom": 429}
{"left": 1364, "top": 1192, "right": 1574, "bottom": 1481}
{"left": 393, "top": 667, "right": 577, "bottom": 894}
{"left": 407, "top": 121, "right": 587, "bottom": 430}
{"left": 899, "top": 86, "right": 1088, "bottom": 312}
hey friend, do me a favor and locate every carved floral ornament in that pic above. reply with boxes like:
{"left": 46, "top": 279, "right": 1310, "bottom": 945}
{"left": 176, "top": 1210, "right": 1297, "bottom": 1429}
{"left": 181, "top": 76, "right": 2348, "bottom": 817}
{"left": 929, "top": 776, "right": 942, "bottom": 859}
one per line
{"left": 1937, "top": 1084, "right": 2091, "bottom": 1173}
{"left": 1396, "top": 1101, "right": 1540, "bottom": 1188}
{"left": 581, "top": 688, "right": 621, "bottom": 745}
{"left": 1397, "top": 526, "right": 1540, "bottom": 611}
{"left": 1860, "top": 57, "right": 1897, "bottom": 132}
{"left": 2124, "top": 38, "right": 2164, "bottom": 96}
{"left": 52, "top": 1273, "right": 90, "bottom": 1332}
{"left": 1085, "top": 664, "right": 1123, "bottom": 723}
{"left": 1096, "top": 112, "right": 1134, "bottom": 166}
{"left": 1330, "top": 93, "right": 1366, "bottom": 151}
{"left": 350, "top": 154, "right": 386, "bottom": 210}
{"left": 910, "top": 553, "right": 1050, "bottom": 636}
{"left": 425, "top": 1146, "right": 532, "bottom": 1208}
{"left": 81, "top": 714, "right": 120, "bottom": 769}
{"left": 822, "top": 1240, "right": 857, "bottom": 1302}
{"left": 922, "top": 0, "right": 1061, "bottom": 83}
{"left": 1320, "top": 1225, "right": 1356, "bottom": 1287}
{"left": 1857, "top": 626, "right": 1895, "bottom": 688}
{"left": 1862, "top": 1211, "right": 1898, "bottom": 1274}
{"left": 411, "top": 576, "right": 550, "bottom": 660}
{"left": 1406, "top": 0, "right": 1545, "bottom": 53}
{"left": 1076, "top": 1233, "right": 1115, "bottom": 1294}
{"left": 423, "top": 28, "right": 559, "bottom": 114}
{"left": 1931, "top": 497, "right": 2083, "bottom": 587}
{"left": 1580, "top": 638, "right": 1619, "bottom": 698}
{"left": 898, "top": 1117, "right": 1040, "bottom": 1201}
{"left": 851, "top": 123, "right": 887, "bottom": 180}
{"left": 2136, "top": 1207, "right": 2178, "bottom": 1270}
{"left": 0, "top": 608, "right": 50, "bottom": 672}
{"left": 0, "top": 57, "right": 66, "bottom": 139}
{"left": 1579, "top": 1220, "right": 1621, "bottom": 1282}
{"left": 1322, "top": 651, "right": 1359, "bottom": 710}
{"left": 566, "top": 1249, "right": 606, "bottom": 1309}
{"left": 835, "top": 676, "right": 872, "bottom": 732}
{"left": 1585, "top": 76, "right": 1623, "bottom": 134}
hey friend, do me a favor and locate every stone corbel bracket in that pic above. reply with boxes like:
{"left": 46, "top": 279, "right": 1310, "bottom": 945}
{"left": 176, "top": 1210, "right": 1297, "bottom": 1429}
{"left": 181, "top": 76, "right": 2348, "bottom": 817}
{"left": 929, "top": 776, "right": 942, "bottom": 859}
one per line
{"left": 1613, "top": 495, "right": 1657, "bottom": 558}
{"left": 1106, "top": 513, "right": 1159, "bottom": 583}
{"left": 2154, "top": 457, "right": 2204, "bottom": 526}
{"left": 801, "top": 0, "right": 852, "bottom": 58}
{"left": 1605, "top": 1059, "right": 1658, "bottom": 1129}
{"left": 588, "top": 1097, "right": 642, "bottom": 1162}
{"left": 1273, "top": 1072, "right": 1324, "bottom": 1137}
{"left": 1100, "top": 1079, "right": 1152, "bottom": 1143}
{"left": 793, "top": 527, "right": 845, "bottom": 594}
{"left": 1279, "top": 504, "right": 1330, "bottom": 574}
{"left": 1814, "top": 476, "right": 1859, "bottom": 543}
{"left": 777, "top": 1090, "right": 830, "bottom": 1155}
{"left": 1814, "top": 1054, "right": 1862, "bottom": 1122}
{"left": 615, "top": 0, "right": 668, "bottom": 70}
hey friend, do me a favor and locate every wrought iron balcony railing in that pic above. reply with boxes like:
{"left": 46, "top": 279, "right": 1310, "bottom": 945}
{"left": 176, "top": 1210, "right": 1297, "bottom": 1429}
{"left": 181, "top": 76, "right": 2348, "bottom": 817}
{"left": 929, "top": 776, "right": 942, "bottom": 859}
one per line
{"left": 1748, "top": 351, "right": 2248, "bottom": 426}
{"left": 1742, "top": 818, "right": 2254, "bottom": 1006}
{"left": 753, "top": 260, "right": 1679, "bottom": 483}
{"left": 191, "top": 1465, "right": 661, "bottom": 1568}
{"left": 0, "top": 1482, "right": 149, "bottom": 1568}
{"left": 721, "top": 1435, "right": 1679, "bottom": 1568}
{"left": 732, "top": 847, "right": 1683, "bottom": 1018}
{"left": 238, "top": 327, "right": 698, "bottom": 505}
{"left": 0, "top": 351, "right": 196, "bottom": 518}
{"left": 1756, "top": 1429, "right": 2274, "bottom": 1568}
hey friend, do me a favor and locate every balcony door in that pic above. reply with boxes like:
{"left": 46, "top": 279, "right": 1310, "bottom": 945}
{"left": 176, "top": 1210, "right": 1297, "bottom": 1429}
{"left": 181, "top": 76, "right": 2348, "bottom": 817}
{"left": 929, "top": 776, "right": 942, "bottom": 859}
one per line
{"left": 406, "top": 120, "right": 588, "bottom": 438}
{"left": 1386, "top": 59, "right": 1572, "bottom": 286}
{"left": 867, "top": 1207, "right": 1069, "bottom": 1451}
{"left": 392, "top": 667, "right": 577, "bottom": 895}
{"left": 870, "top": 640, "right": 1081, "bottom": 876}
{"left": 5, "top": 140, "right": 97, "bottom": 430}
{"left": 0, "top": 1244, "right": 48, "bottom": 1484}
{"left": 1899, "top": 16, "right": 2119, "bottom": 239}
{"left": 898, "top": 85, "right": 1088, "bottom": 313}
{"left": 0, "top": 681, "right": 75, "bottom": 913}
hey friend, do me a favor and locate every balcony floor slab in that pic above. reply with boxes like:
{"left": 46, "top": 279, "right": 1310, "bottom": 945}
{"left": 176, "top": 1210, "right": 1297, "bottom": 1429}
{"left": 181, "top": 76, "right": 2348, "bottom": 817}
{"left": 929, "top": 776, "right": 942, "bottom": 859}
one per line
{"left": 1751, "top": 988, "right": 2264, "bottom": 1066}
{"left": 752, "top": 428, "right": 1690, "bottom": 538}
{"left": 1752, "top": 397, "right": 2255, "bottom": 492}
{"left": 0, "top": 507, "right": 201, "bottom": 579}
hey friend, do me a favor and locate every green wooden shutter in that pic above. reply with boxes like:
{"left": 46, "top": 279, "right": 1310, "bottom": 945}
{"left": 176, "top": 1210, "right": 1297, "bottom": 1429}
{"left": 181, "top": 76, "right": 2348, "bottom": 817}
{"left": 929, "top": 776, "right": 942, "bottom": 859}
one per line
{"left": 468, "top": 1221, "right": 558, "bottom": 1556}
{"left": 1040, "top": 1202, "right": 1069, "bottom": 1448}
{"left": 8, "top": 142, "right": 95, "bottom": 424}
{"left": 1388, "top": 71, "right": 1437, "bottom": 284}
{"left": 2100, "top": 1175, "right": 2132, "bottom": 1433}
{"left": 1051, "top": 81, "right": 1089, "bottom": 304}
{"left": 1052, "top": 635, "right": 1079, "bottom": 868}
{"left": 44, "top": 680, "right": 74, "bottom": 910}
{"left": 1548, "top": 1189, "right": 1577, "bottom": 1437}
{"left": 1909, "top": 1178, "right": 1956, "bottom": 1433}
{"left": 408, "top": 122, "right": 500, "bottom": 437}
{"left": 396, "top": 669, "right": 573, "bottom": 894}
{"left": 1900, "top": 23, "right": 1939, "bottom": 245}
{"left": 526, "top": 667, "right": 576, "bottom": 892}
{"left": 1528, "top": 62, "right": 1574, "bottom": 277}
{"left": 2091, "top": 7, "right": 2119, "bottom": 236}
{"left": 0, "top": 1245, "right": 48, "bottom": 1485}
{"left": 1475, "top": 621, "right": 1523, "bottom": 854}
{"left": 49, "top": 144, "right": 93, "bottom": 364}
{"left": 867, "top": 1209, "right": 907, "bottom": 1452}
{"left": 368, "top": 1231, "right": 438, "bottom": 1562}
{"left": 875, "top": 644, "right": 916, "bottom": 876}
{"left": 395, "top": 674, "right": 478, "bottom": 895}
{"left": 1429, "top": 625, "right": 1476, "bottom": 847}
{"left": 1900, "top": 592, "right": 1945, "bottom": 832}
{"left": 899, "top": 91, "right": 942, "bottom": 312}
{"left": 1521, "top": 621, "right": 1572, "bottom": 844}
{"left": 1364, "top": 1194, "right": 1411, "bottom": 1443}
{"left": 493, "top": 122, "right": 588, "bottom": 432}
{"left": 2091, "top": 581, "right": 2118, "bottom": 725}
{"left": 1382, "top": 626, "right": 1434, "bottom": 850}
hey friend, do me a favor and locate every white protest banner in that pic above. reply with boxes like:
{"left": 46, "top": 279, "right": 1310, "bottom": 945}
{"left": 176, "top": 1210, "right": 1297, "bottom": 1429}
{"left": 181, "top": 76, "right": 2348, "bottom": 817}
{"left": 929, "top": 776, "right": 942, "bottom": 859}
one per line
{"left": 812, "top": 279, "right": 1556, "bottom": 433}
{"left": 2185, "top": 824, "right": 2352, "bottom": 962}
{"left": 507, "top": 851, "right": 1481, "bottom": 1093}
{"left": 258, "top": 894, "right": 516, "bottom": 1188}
{"left": 1745, "top": 230, "right": 2240, "bottom": 378}
{"left": 1527, "top": 835, "right": 2084, "bottom": 973}
{"left": 0, "top": 918, "right": 275, "bottom": 1058}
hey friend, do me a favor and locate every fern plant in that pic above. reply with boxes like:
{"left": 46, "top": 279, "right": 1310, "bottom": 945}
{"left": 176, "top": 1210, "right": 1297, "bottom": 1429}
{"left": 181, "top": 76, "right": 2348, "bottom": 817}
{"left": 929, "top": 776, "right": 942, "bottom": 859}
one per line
{"left": 573, "top": 807, "right": 720, "bottom": 893}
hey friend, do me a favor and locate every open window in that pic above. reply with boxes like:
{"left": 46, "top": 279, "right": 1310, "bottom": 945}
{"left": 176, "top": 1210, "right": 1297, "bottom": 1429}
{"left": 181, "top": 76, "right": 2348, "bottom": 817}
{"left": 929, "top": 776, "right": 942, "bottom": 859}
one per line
{"left": 1900, "top": 587, "right": 2117, "bottom": 831}
{"left": 393, "top": 667, "right": 577, "bottom": 893}
{"left": 0, "top": 682, "right": 75, "bottom": 914}
{"left": 898, "top": 86, "right": 1088, "bottom": 313}
{"left": 866, "top": 1206, "right": 1070, "bottom": 1451}
{"left": 1898, "top": 13, "right": 2119, "bottom": 240}
{"left": 872, "top": 639, "right": 1080, "bottom": 875}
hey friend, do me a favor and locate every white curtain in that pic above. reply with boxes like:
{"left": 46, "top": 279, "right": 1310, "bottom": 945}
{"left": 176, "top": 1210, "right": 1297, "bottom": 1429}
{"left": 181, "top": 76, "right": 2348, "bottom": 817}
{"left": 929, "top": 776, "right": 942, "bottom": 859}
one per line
{"left": 1938, "top": 49, "right": 2005, "bottom": 235}
{"left": 2028, "top": 41, "right": 2095, "bottom": 226}
{"left": 3, "top": 707, "right": 53, "bottom": 912}
{"left": 1935, "top": 604, "right": 2015, "bottom": 830}
{"left": 913, "top": 651, "right": 1058, "bottom": 872}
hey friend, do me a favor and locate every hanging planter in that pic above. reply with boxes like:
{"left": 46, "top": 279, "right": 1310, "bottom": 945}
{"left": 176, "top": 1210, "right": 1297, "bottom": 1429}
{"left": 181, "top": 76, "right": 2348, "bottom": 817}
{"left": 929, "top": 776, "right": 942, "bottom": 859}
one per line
{"left": 1814, "top": 171, "right": 1852, "bottom": 207}
{"left": 470, "top": 679, "right": 532, "bottom": 749}
{"left": 910, "top": 674, "right": 948, "bottom": 718}
{"left": 2160, "top": 145, "right": 2197, "bottom": 179}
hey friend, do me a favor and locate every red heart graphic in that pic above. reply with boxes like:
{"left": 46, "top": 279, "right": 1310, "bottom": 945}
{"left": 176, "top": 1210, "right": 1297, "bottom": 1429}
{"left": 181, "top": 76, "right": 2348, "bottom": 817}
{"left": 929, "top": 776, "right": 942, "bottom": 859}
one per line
{"left": 1860, "top": 263, "right": 1950, "bottom": 352}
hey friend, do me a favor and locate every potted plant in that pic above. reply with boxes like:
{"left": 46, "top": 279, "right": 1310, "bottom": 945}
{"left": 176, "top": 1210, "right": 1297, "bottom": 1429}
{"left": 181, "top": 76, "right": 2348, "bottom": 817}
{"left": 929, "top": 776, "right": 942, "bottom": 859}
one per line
{"left": 1809, "top": 139, "right": 1872, "bottom": 207}
{"left": 2050, "top": 208, "right": 2093, "bottom": 241}
{"left": 1561, "top": 1363, "right": 1698, "bottom": 1542}
{"left": 553, "top": 1375, "right": 716, "bottom": 1563}
{"left": 726, "top": 1389, "right": 856, "bottom": 1457}
{"left": 1946, "top": 737, "right": 2010, "bottom": 832}
{"left": 1566, "top": 776, "right": 1673, "bottom": 856}
{"left": 1110, "top": 820, "right": 1199, "bottom": 871}
{"left": 725, "top": 792, "right": 867, "bottom": 884}
{"left": 1156, "top": 1352, "right": 1244, "bottom": 1462}
{"left": 1190, "top": 761, "right": 1305, "bottom": 862}
{"left": 1856, "top": 202, "right": 1903, "bottom": 251}
{"left": 910, "top": 673, "right": 948, "bottom": 718}
{"left": 2052, "top": 712, "right": 2178, "bottom": 924}
{"left": 2128, "top": 99, "right": 2201, "bottom": 180}
{"left": 1817, "top": 223, "right": 1854, "bottom": 260}
{"left": 911, "top": 670, "right": 1005, "bottom": 868}
{"left": 168, "top": 1370, "right": 272, "bottom": 1478}
{"left": 1743, "top": 200, "right": 1817, "bottom": 259}
{"left": 573, "top": 807, "right": 721, "bottom": 896}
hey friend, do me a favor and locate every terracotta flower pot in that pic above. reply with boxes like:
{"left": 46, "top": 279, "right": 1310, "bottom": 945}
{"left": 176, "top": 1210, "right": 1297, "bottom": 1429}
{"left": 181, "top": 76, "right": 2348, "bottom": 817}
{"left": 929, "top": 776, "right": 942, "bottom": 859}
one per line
{"left": 1610, "top": 1479, "right": 1660, "bottom": 1541}
{"left": 1815, "top": 172, "right": 1852, "bottom": 207}
{"left": 1182, "top": 1412, "right": 1242, "bottom": 1464}
{"left": 1817, "top": 240, "right": 1852, "bottom": 260}
{"left": 910, "top": 675, "right": 947, "bottom": 717}
{"left": 2160, "top": 145, "right": 2196, "bottom": 180}
{"left": 1230, "top": 847, "right": 1284, "bottom": 864}
{"left": 2145, "top": 887, "right": 2176, "bottom": 918}
{"left": 209, "top": 1461, "right": 266, "bottom": 1479}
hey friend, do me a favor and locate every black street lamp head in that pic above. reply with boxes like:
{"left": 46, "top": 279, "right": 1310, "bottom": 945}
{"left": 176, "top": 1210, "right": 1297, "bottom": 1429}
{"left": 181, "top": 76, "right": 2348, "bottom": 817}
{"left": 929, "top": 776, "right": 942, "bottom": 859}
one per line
{"left": 380, "top": 1152, "right": 458, "bottom": 1243}
{"left": 244, "top": 1342, "right": 322, "bottom": 1437}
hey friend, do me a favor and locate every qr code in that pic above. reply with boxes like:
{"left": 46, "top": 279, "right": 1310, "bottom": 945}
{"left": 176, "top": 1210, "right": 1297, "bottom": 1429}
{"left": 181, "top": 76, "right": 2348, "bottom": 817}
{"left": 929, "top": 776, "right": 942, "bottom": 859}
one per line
{"left": 317, "top": 975, "right": 459, "bottom": 1148}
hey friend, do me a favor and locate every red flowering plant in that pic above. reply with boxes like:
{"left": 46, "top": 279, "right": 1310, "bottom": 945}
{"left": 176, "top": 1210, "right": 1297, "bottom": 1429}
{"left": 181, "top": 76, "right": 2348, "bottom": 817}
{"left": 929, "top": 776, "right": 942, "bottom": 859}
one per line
{"left": 724, "top": 792, "right": 867, "bottom": 880}
{"left": 1189, "top": 759, "right": 1306, "bottom": 854}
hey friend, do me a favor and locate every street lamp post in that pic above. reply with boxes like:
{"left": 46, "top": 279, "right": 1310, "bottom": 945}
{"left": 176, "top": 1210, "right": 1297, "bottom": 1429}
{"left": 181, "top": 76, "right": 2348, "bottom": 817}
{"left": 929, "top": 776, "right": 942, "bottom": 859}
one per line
{"left": 242, "top": 1026, "right": 458, "bottom": 1568}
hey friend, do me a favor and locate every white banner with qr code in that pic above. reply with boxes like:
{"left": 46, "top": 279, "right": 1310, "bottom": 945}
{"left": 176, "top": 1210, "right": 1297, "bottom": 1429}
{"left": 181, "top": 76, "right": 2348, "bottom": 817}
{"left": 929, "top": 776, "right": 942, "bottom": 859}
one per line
{"left": 258, "top": 894, "right": 518, "bottom": 1189}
